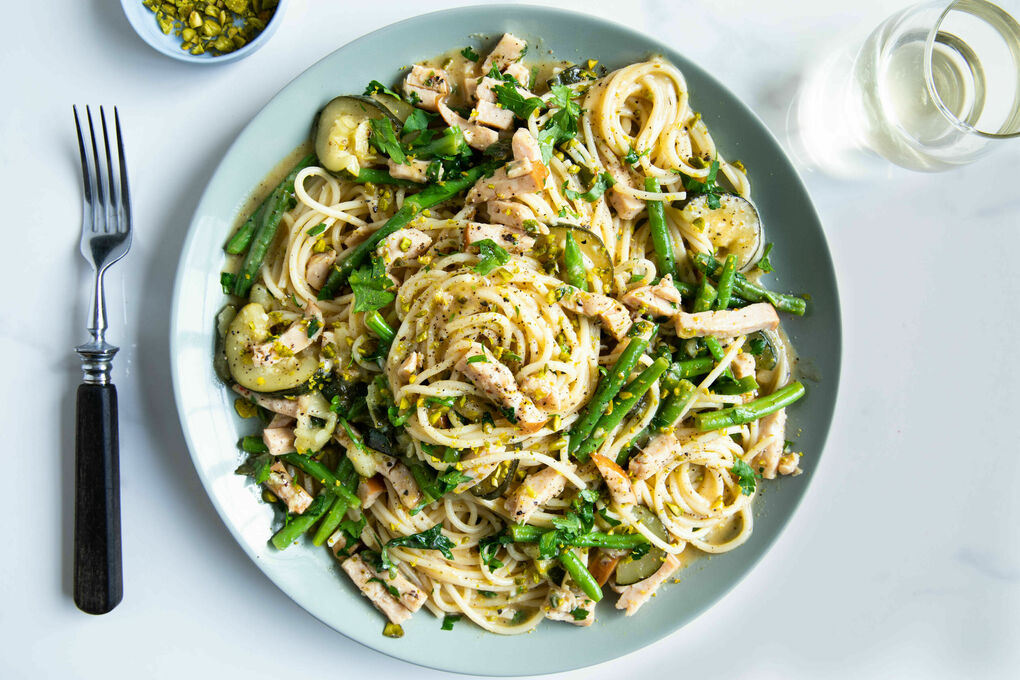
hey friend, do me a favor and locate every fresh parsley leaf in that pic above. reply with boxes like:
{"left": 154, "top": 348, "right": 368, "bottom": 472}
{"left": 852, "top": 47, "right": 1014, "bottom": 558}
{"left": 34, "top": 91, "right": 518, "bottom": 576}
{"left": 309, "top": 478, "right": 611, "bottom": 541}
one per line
{"left": 570, "top": 607, "right": 590, "bottom": 621}
{"left": 479, "top": 531, "right": 511, "bottom": 570}
{"left": 758, "top": 242, "right": 774, "bottom": 273}
{"left": 401, "top": 108, "right": 435, "bottom": 138}
{"left": 350, "top": 256, "right": 395, "bottom": 313}
{"left": 368, "top": 117, "right": 406, "bottom": 164}
{"left": 472, "top": 238, "right": 511, "bottom": 275}
{"left": 552, "top": 514, "right": 582, "bottom": 533}
{"left": 386, "top": 523, "right": 456, "bottom": 560}
{"left": 731, "top": 458, "right": 759, "bottom": 496}
{"left": 306, "top": 222, "right": 327, "bottom": 237}
{"left": 623, "top": 146, "right": 649, "bottom": 165}
{"left": 338, "top": 515, "right": 367, "bottom": 546}
{"left": 562, "top": 171, "right": 615, "bottom": 202}
{"left": 234, "top": 451, "right": 273, "bottom": 484}
{"left": 630, "top": 542, "right": 651, "bottom": 559}
{"left": 460, "top": 46, "right": 480, "bottom": 62}
{"left": 537, "top": 85, "right": 580, "bottom": 163}
{"left": 747, "top": 335, "right": 767, "bottom": 355}
{"left": 425, "top": 395, "right": 457, "bottom": 408}
{"left": 441, "top": 614, "right": 462, "bottom": 630}
{"left": 406, "top": 89, "right": 421, "bottom": 106}
{"left": 364, "top": 80, "right": 402, "bottom": 100}
{"left": 479, "top": 590, "right": 497, "bottom": 598}
{"left": 502, "top": 350, "right": 523, "bottom": 362}
{"left": 493, "top": 79, "right": 543, "bottom": 119}
{"left": 682, "top": 159, "right": 723, "bottom": 209}
{"left": 597, "top": 506, "right": 621, "bottom": 527}
{"left": 498, "top": 405, "right": 519, "bottom": 424}
{"left": 238, "top": 435, "right": 268, "bottom": 454}
{"left": 306, "top": 318, "right": 321, "bottom": 338}
{"left": 466, "top": 354, "right": 488, "bottom": 364}
{"left": 437, "top": 468, "right": 472, "bottom": 492}
{"left": 220, "top": 271, "right": 236, "bottom": 295}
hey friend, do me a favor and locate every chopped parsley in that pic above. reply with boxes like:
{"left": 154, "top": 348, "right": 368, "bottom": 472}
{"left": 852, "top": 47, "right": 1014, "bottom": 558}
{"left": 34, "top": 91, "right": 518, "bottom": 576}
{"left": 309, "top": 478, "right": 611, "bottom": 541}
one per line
{"left": 493, "top": 79, "right": 543, "bottom": 120}
{"left": 441, "top": 614, "right": 462, "bottom": 630}
{"left": 460, "top": 46, "right": 480, "bottom": 62}
{"left": 466, "top": 355, "right": 488, "bottom": 364}
{"left": 570, "top": 607, "right": 590, "bottom": 621}
{"left": 385, "top": 523, "right": 456, "bottom": 563}
{"left": 758, "top": 243, "right": 774, "bottom": 273}
{"left": 368, "top": 117, "right": 406, "bottom": 164}
{"left": 401, "top": 108, "right": 436, "bottom": 138}
{"left": 537, "top": 85, "right": 581, "bottom": 163}
{"left": 349, "top": 256, "right": 395, "bottom": 313}
{"left": 305, "top": 318, "right": 321, "bottom": 338}
{"left": 623, "top": 146, "right": 649, "bottom": 165}
{"left": 562, "top": 171, "right": 615, "bottom": 202}
{"left": 234, "top": 451, "right": 272, "bottom": 484}
{"left": 501, "top": 350, "right": 523, "bottom": 362}
{"left": 367, "top": 577, "right": 400, "bottom": 599}
{"left": 731, "top": 458, "right": 759, "bottom": 496}
{"left": 363, "top": 79, "right": 402, "bottom": 100}
{"left": 473, "top": 238, "right": 511, "bottom": 275}
{"left": 747, "top": 335, "right": 767, "bottom": 355}
{"left": 679, "top": 159, "right": 723, "bottom": 209}
{"left": 220, "top": 271, "right": 236, "bottom": 295}
{"left": 306, "top": 222, "right": 327, "bottom": 237}
{"left": 479, "top": 530, "right": 512, "bottom": 570}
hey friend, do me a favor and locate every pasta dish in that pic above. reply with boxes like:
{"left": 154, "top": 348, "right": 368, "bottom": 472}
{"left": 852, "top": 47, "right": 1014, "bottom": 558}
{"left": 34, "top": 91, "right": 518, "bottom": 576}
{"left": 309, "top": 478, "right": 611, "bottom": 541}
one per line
{"left": 218, "top": 33, "right": 808, "bottom": 636}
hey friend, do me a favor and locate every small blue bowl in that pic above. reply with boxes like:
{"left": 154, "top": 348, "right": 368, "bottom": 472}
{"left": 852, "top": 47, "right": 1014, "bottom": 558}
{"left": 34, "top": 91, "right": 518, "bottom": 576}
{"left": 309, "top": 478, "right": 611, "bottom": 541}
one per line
{"left": 120, "top": 0, "right": 288, "bottom": 64}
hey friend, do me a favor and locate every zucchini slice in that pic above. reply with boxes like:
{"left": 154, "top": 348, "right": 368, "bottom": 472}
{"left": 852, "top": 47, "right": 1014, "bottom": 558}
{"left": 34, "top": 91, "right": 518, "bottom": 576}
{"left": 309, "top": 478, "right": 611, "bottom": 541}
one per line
{"left": 225, "top": 303, "right": 319, "bottom": 392}
{"left": 471, "top": 459, "right": 519, "bottom": 500}
{"left": 681, "top": 194, "right": 764, "bottom": 272}
{"left": 313, "top": 95, "right": 402, "bottom": 175}
{"left": 615, "top": 505, "right": 669, "bottom": 586}
{"left": 538, "top": 225, "right": 614, "bottom": 291}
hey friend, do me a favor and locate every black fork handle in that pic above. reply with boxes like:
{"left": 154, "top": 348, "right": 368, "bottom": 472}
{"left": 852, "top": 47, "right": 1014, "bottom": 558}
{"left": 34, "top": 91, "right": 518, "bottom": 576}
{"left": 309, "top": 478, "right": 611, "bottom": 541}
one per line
{"left": 74, "top": 383, "right": 122, "bottom": 614}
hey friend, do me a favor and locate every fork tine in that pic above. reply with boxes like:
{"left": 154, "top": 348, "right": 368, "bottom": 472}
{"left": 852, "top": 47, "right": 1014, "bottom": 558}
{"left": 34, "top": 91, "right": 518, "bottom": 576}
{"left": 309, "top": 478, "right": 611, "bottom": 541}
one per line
{"left": 86, "top": 107, "right": 105, "bottom": 234}
{"left": 100, "top": 107, "right": 117, "bottom": 235}
{"left": 74, "top": 106, "right": 95, "bottom": 236}
{"left": 114, "top": 108, "right": 131, "bottom": 235}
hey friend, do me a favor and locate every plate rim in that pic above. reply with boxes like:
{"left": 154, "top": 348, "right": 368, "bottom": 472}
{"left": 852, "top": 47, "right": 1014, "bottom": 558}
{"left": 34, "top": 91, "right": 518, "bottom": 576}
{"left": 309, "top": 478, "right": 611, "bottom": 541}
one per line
{"left": 169, "top": 4, "right": 843, "bottom": 674}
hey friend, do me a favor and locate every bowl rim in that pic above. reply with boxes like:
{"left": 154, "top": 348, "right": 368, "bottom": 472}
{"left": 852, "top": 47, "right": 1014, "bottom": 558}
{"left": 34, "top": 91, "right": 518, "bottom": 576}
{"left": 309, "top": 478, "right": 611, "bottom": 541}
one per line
{"left": 119, "top": 0, "right": 289, "bottom": 64}
{"left": 169, "top": 3, "right": 843, "bottom": 674}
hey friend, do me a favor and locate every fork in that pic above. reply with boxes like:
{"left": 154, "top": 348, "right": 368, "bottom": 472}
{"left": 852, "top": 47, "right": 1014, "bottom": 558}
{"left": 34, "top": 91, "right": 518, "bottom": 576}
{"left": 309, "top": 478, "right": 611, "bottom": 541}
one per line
{"left": 73, "top": 106, "right": 131, "bottom": 615}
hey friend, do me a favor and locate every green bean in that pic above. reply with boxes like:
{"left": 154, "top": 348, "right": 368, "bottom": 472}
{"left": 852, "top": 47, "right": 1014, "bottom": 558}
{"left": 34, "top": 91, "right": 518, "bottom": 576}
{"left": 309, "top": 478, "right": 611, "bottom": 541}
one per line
{"left": 239, "top": 435, "right": 268, "bottom": 453}
{"left": 675, "top": 357, "right": 715, "bottom": 378}
{"left": 692, "top": 278, "right": 717, "bottom": 312}
{"left": 693, "top": 253, "right": 807, "bottom": 316}
{"left": 311, "top": 458, "right": 358, "bottom": 547}
{"left": 575, "top": 356, "right": 670, "bottom": 460}
{"left": 365, "top": 310, "right": 396, "bottom": 344}
{"left": 508, "top": 525, "right": 651, "bottom": 550}
{"left": 652, "top": 378, "right": 697, "bottom": 430}
{"left": 694, "top": 381, "right": 805, "bottom": 431}
{"left": 714, "top": 254, "right": 737, "bottom": 310}
{"left": 563, "top": 230, "right": 588, "bottom": 291}
{"left": 568, "top": 321, "right": 657, "bottom": 459}
{"left": 278, "top": 453, "right": 362, "bottom": 508}
{"left": 223, "top": 202, "right": 265, "bottom": 255}
{"left": 644, "top": 176, "right": 674, "bottom": 279}
{"left": 703, "top": 336, "right": 733, "bottom": 380}
{"left": 712, "top": 375, "right": 759, "bottom": 395}
{"left": 233, "top": 154, "right": 316, "bottom": 296}
{"left": 271, "top": 493, "right": 330, "bottom": 550}
{"left": 558, "top": 548, "right": 603, "bottom": 602}
{"left": 318, "top": 162, "right": 497, "bottom": 299}
{"left": 352, "top": 167, "right": 419, "bottom": 187}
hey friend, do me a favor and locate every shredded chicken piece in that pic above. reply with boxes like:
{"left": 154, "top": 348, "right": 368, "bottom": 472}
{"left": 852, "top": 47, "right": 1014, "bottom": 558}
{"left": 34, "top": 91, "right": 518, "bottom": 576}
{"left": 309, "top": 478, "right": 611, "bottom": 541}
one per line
{"left": 437, "top": 98, "right": 499, "bottom": 150}
{"left": 251, "top": 302, "right": 324, "bottom": 367}
{"left": 504, "top": 465, "right": 570, "bottom": 523}
{"left": 305, "top": 251, "right": 336, "bottom": 290}
{"left": 465, "top": 129, "right": 548, "bottom": 202}
{"left": 233, "top": 385, "right": 301, "bottom": 418}
{"left": 587, "top": 550, "right": 621, "bottom": 587}
{"left": 358, "top": 475, "right": 386, "bottom": 509}
{"left": 620, "top": 274, "right": 683, "bottom": 318}
{"left": 375, "top": 454, "right": 424, "bottom": 509}
{"left": 629, "top": 432, "right": 684, "bottom": 481}
{"left": 674, "top": 302, "right": 780, "bottom": 339}
{"left": 262, "top": 426, "right": 296, "bottom": 457}
{"left": 455, "top": 342, "right": 548, "bottom": 433}
{"left": 753, "top": 408, "right": 787, "bottom": 479}
{"left": 520, "top": 373, "right": 563, "bottom": 412}
{"left": 558, "top": 287, "right": 633, "bottom": 340}
{"left": 596, "top": 139, "right": 645, "bottom": 219}
{"left": 402, "top": 64, "right": 451, "bottom": 111}
{"left": 341, "top": 554, "right": 414, "bottom": 624}
{"left": 376, "top": 227, "right": 432, "bottom": 268}
{"left": 265, "top": 462, "right": 312, "bottom": 514}
{"left": 487, "top": 199, "right": 541, "bottom": 232}
{"left": 591, "top": 453, "right": 636, "bottom": 506}
{"left": 397, "top": 351, "right": 421, "bottom": 381}
{"left": 481, "top": 32, "right": 528, "bottom": 73}
{"left": 387, "top": 158, "right": 437, "bottom": 183}
{"left": 543, "top": 583, "right": 596, "bottom": 626}
{"left": 615, "top": 553, "right": 682, "bottom": 615}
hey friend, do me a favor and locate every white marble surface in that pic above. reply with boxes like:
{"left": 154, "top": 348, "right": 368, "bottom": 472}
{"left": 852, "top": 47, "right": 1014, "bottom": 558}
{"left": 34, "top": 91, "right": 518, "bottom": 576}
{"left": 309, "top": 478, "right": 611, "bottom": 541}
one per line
{"left": 4, "top": 0, "right": 1019, "bottom": 677}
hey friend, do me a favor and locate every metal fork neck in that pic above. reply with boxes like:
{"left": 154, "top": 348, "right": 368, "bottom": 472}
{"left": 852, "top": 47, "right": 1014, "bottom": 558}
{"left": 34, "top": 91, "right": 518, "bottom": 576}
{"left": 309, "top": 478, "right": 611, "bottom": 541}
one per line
{"left": 78, "top": 267, "right": 117, "bottom": 385}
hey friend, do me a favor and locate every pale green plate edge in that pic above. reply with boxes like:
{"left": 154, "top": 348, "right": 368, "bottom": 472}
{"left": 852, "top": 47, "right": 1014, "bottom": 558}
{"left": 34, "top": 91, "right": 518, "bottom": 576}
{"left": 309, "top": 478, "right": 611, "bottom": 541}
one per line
{"left": 169, "top": 5, "right": 843, "bottom": 675}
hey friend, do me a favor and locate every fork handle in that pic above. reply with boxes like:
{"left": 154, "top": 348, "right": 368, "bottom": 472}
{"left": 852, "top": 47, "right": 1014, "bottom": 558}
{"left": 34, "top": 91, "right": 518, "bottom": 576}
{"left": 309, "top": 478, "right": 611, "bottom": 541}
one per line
{"left": 74, "top": 383, "right": 122, "bottom": 615}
